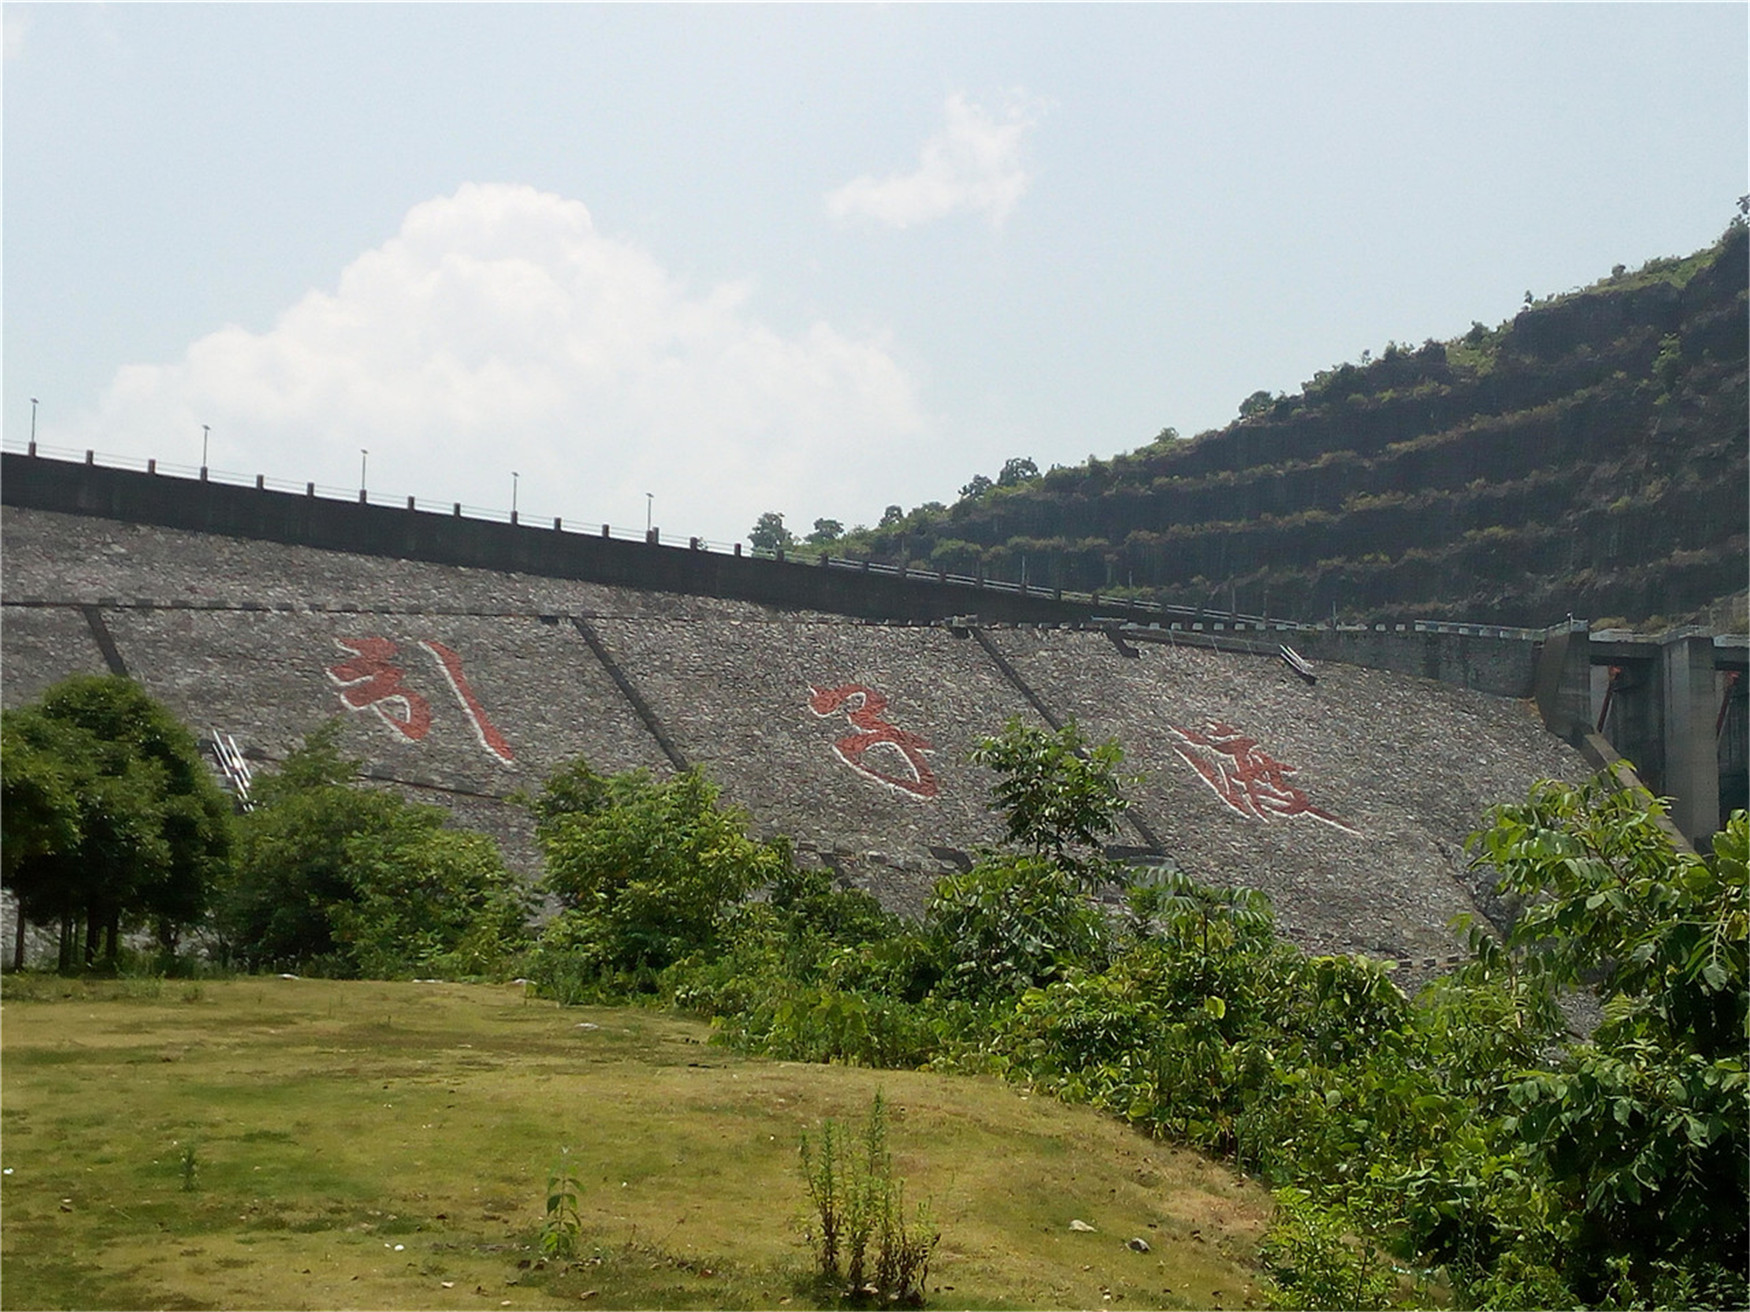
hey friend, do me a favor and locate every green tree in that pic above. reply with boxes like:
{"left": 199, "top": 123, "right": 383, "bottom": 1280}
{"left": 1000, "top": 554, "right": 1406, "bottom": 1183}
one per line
{"left": 1469, "top": 782, "right": 1748, "bottom": 1304}
{"left": 968, "top": 718, "right": 1134, "bottom": 879}
{"left": 1, "top": 716, "right": 83, "bottom": 968}
{"left": 223, "top": 722, "right": 381, "bottom": 969}
{"left": 878, "top": 504, "right": 905, "bottom": 528}
{"left": 534, "top": 766, "right": 785, "bottom": 981}
{"left": 806, "top": 518, "right": 844, "bottom": 546}
{"left": 1, "top": 676, "right": 232, "bottom": 970}
{"left": 957, "top": 474, "right": 993, "bottom": 501}
{"left": 331, "top": 817, "right": 529, "bottom": 979}
{"left": 996, "top": 456, "right": 1039, "bottom": 487}
{"left": 925, "top": 854, "right": 1111, "bottom": 1001}
{"left": 749, "top": 511, "right": 796, "bottom": 553}
{"left": 526, "top": 755, "right": 613, "bottom": 843}
{"left": 1238, "top": 389, "right": 1275, "bottom": 418}
{"left": 224, "top": 722, "right": 527, "bottom": 976}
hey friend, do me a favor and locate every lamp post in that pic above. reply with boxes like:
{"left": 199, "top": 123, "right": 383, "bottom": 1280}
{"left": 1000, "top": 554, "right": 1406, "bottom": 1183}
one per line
{"left": 201, "top": 424, "right": 210, "bottom": 472}
{"left": 360, "top": 449, "right": 369, "bottom": 499}
{"left": 30, "top": 398, "right": 39, "bottom": 444}
{"left": 645, "top": 492, "right": 653, "bottom": 535}
{"left": 511, "top": 471, "right": 519, "bottom": 523}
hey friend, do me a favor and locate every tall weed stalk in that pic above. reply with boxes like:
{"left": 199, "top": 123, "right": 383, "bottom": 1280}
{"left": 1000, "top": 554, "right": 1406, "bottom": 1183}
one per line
{"left": 800, "top": 1092, "right": 939, "bottom": 1306}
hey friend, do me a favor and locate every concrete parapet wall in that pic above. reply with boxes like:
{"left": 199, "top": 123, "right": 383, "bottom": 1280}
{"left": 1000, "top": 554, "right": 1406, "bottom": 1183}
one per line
{"left": 2, "top": 452, "right": 1168, "bottom": 626}
{"left": 1293, "top": 624, "right": 1543, "bottom": 699}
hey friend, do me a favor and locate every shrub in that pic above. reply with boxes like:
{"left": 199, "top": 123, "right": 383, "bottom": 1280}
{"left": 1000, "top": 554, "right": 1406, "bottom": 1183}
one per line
{"left": 1258, "top": 1187, "right": 1410, "bottom": 1311}
{"left": 225, "top": 723, "right": 528, "bottom": 978}
{"left": 925, "top": 854, "right": 1111, "bottom": 1002}
{"left": 532, "top": 766, "right": 785, "bottom": 985}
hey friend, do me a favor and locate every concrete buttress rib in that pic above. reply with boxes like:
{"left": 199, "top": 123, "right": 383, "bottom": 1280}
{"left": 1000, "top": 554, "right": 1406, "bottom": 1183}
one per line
{"left": 80, "top": 605, "right": 129, "bottom": 677}
{"left": 569, "top": 616, "right": 691, "bottom": 773}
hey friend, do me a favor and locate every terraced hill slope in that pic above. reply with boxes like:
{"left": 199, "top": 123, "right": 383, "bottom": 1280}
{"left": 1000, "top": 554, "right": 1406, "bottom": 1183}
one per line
{"left": 843, "top": 224, "right": 1748, "bottom": 629}
{"left": 3, "top": 507, "right": 1585, "bottom": 967}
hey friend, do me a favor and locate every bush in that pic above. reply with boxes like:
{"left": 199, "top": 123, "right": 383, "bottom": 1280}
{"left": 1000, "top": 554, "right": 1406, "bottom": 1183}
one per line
{"left": 725, "top": 985, "right": 940, "bottom": 1068}
{"left": 1258, "top": 1188, "right": 1412, "bottom": 1311}
{"left": 224, "top": 722, "right": 529, "bottom": 977}
{"left": 924, "top": 854, "right": 1111, "bottom": 1002}
{"left": 534, "top": 767, "right": 785, "bottom": 980}
{"left": 1468, "top": 788, "right": 1748, "bottom": 1302}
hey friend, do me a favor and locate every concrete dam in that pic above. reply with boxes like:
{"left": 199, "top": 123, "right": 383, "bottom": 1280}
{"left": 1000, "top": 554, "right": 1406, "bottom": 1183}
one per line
{"left": 3, "top": 454, "right": 1621, "bottom": 971}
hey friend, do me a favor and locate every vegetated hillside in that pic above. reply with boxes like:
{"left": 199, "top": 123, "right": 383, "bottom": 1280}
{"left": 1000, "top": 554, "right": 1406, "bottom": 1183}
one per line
{"left": 843, "top": 222, "right": 1748, "bottom": 629}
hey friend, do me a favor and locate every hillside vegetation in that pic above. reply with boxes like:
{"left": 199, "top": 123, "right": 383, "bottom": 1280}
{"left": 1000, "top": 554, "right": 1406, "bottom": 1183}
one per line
{"left": 833, "top": 221, "right": 1748, "bottom": 628}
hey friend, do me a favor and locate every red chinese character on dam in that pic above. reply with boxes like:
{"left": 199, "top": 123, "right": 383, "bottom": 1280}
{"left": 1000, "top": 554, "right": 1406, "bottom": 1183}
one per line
{"left": 326, "top": 638, "right": 515, "bottom": 765}
{"left": 808, "top": 684, "right": 939, "bottom": 800}
{"left": 1168, "top": 719, "right": 1353, "bottom": 833}
{"left": 421, "top": 640, "right": 516, "bottom": 765}
{"left": 327, "top": 637, "right": 433, "bottom": 742}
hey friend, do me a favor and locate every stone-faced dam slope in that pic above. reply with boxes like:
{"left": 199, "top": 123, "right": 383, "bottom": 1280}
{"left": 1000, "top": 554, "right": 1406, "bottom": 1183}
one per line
{"left": 2, "top": 506, "right": 1585, "bottom": 964}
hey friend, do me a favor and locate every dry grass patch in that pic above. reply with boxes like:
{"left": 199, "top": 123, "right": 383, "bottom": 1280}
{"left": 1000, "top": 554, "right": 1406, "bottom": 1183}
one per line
{"left": 1, "top": 977, "right": 1271, "bottom": 1309}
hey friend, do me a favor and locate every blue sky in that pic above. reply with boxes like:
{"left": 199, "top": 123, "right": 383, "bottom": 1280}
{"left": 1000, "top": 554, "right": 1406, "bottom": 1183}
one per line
{"left": 5, "top": 4, "right": 1745, "bottom": 546}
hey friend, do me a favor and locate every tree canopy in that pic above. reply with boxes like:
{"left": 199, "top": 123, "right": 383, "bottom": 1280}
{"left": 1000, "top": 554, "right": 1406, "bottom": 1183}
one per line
{"left": 805, "top": 518, "right": 844, "bottom": 547}
{"left": 748, "top": 511, "right": 796, "bottom": 553}
{"left": 532, "top": 765, "right": 785, "bottom": 984}
{"left": 968, "top": 717, "right": 1133, "bottom": 878}
{"left": 1, "top": 675, "right": 233, "bottom": 969}
{"left": 222, "top": 721, "right": 528, "bottom": 977}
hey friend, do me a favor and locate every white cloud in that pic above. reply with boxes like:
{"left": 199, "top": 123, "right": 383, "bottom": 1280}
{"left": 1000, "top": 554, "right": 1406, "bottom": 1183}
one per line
{"left": 827, "top": 92, "right": 1044, "bottom": 230}
{"left": 4, "top": 7, "right": 29, "bottom": 61}
{"left": 50, "top": 183, "right": 935, "bottom": 544}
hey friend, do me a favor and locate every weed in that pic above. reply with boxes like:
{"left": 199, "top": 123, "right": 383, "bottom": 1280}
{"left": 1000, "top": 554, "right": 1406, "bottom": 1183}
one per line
{"left": 540, "top": 1149, "right": 582, "bottom": 1260}
{"left": 180, "top": 1143, "right": 199, "bottom": 1193}
{"left": 800, "top": 1091, "right": 938, "bottom": 1306}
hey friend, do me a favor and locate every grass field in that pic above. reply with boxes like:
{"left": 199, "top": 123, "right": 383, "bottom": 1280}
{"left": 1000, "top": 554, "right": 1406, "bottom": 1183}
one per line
{"left": 0, "top": 976, "right": 1272, "bottom": 1310}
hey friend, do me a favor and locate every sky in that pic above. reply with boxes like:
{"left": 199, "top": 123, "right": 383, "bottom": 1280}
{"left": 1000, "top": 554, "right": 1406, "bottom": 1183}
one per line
{"left": 5, "top": 4, "right": 1745, "bottom": 548}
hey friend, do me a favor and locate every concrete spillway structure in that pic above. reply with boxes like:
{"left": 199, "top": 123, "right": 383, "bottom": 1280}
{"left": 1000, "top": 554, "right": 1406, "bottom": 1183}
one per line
{"left": 4, "top": 494, "right": 1590, "bottom": 968}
